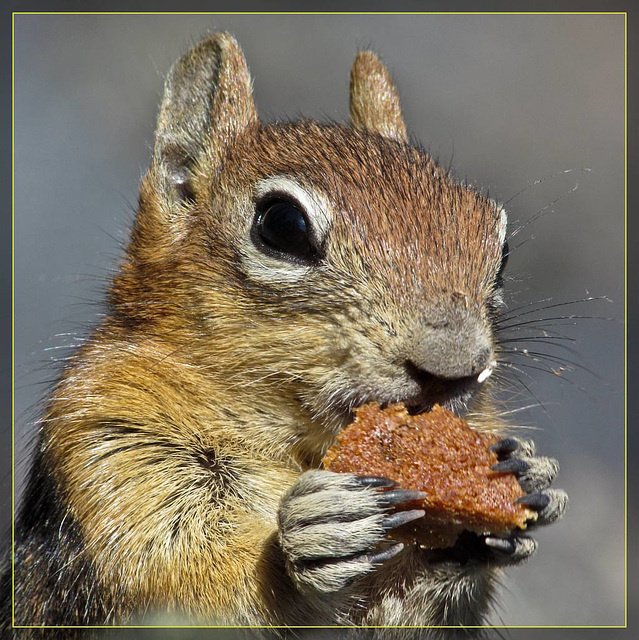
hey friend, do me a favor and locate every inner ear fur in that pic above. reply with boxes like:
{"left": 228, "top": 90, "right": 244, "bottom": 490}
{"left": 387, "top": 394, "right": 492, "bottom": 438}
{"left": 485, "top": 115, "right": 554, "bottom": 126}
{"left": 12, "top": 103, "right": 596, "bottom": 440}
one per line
{"left": 349, "top": 50, "right": 408, "bottom": 143}
{"left": 151, "top": 33, "right": 258, "bottom": 207}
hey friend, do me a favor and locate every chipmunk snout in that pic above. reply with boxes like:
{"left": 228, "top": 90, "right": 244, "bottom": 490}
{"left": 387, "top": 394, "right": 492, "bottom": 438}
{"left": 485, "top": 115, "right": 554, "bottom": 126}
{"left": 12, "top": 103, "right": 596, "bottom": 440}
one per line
{"left": 406, "top": 306, "right": 494, "bottom": 383}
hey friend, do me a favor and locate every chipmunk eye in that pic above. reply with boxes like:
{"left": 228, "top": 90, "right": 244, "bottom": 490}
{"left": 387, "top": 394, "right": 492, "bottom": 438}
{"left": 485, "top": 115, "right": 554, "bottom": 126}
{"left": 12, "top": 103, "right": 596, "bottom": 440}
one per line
{"left": 495, "top": 241, "right": 509, "bottom": 288}
{"left": 253, "top": 199, "right": 317, "bottom": 263}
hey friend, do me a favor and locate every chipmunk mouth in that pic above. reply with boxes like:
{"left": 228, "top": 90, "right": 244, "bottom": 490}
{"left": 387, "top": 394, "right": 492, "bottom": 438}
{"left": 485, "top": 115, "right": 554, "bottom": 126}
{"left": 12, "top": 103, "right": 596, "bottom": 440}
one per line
{"left": 323, "top": 379, "right": 482, "bottom": 428}
{"left": 400, "top": 362, "right": 486, "bottom": 418}
{"left": 317, "top": 360, "right": 493, "bottom": 429}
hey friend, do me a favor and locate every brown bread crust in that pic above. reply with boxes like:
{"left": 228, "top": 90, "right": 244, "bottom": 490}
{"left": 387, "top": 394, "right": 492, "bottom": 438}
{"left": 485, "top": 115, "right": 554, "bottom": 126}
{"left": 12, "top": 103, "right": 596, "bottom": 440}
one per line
{"left": 323, "top": 403, "right": 535, "bottom": 548}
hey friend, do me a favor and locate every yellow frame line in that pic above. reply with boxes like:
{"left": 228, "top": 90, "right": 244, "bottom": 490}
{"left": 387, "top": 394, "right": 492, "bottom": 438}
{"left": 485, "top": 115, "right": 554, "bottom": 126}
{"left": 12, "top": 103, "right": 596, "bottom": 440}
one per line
{"left": 623, "top": 10, "right": 628, "bottom": 630}
{"left": 10, "top": 10, "right": 628, "bottom": 632}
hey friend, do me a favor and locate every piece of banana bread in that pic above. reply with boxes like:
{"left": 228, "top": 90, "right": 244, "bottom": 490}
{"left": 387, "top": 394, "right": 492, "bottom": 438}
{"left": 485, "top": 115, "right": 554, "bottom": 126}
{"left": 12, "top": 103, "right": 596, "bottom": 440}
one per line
{"left": 323, "top": 403, "right": 535, "bottom": 548}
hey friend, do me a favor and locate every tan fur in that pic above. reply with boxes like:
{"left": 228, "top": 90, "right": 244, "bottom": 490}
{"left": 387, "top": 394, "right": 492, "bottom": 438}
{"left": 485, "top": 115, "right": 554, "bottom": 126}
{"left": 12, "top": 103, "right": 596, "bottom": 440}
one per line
{"left": 18, "top": 33, "right": 537, "bottom": 632}
{"left": 350, "top": 50, "right": 408, "bottom": 142}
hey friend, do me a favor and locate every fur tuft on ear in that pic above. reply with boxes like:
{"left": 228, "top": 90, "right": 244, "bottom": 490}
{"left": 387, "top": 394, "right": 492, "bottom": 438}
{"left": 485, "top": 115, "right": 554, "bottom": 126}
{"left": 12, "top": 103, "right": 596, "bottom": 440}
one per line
{"left": 349, "top": 50, "right": 407, "bottom": 143}
{"left": 151, "top": 33, "right": 258, "bottom": 206}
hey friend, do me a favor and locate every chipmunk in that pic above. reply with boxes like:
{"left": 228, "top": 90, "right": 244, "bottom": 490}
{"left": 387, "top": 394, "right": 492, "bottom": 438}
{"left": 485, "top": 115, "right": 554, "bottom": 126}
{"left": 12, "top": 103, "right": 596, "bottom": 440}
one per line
{"left": 5, "top": 33, "right": 568, "bottom": 636}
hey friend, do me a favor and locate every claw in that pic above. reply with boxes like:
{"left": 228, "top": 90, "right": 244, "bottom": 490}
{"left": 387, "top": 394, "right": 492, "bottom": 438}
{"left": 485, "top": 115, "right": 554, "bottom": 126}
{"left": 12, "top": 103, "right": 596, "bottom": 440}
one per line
{"left": 488, "top": 437, "right": 520, "bottom": 456}
{"left": 381, "top": 509, "right": 425, "bottom": 531}
{"left": 516, "top": 492, "right": 551, "bottom": 510}
{"left": 491, "top": 459, "right": 530, "bottom": 475}
{"left": 485, "top": 535, "right": 538, "bottom": 564}
{"left": 367, "top": 543, "right": 405, "bottom": 565}
{"left": 529, "top": 488, "right": 568, "bottom": 525}
{"left": 484, "top": 536, "right": 516, "bottom": 554}
{"left": 353, "top": 476, "right": 397, "bottom": 489}
{"left": 377, "top": 489, "right": 428, "bottom": 507}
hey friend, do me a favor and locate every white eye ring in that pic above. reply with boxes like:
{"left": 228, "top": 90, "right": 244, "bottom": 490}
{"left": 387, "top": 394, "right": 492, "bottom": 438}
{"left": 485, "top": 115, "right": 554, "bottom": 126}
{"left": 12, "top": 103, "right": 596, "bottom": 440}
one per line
{"left": 240, "top": 176, "right": 333, "bottom": 285}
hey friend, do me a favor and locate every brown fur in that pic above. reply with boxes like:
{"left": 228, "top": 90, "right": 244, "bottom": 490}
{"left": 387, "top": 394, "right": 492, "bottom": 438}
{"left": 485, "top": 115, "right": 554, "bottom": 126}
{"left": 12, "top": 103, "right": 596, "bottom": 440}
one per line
{"left": 9, "top": 33, "right": 552, "bottom": 635}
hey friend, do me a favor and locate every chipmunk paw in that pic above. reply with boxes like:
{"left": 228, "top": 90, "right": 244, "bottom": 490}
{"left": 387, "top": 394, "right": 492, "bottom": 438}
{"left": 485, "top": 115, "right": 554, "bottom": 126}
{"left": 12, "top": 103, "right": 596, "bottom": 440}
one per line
{"left": 278, "top": 470, "right": 422, "bottom": 593}
{"left": 481, "top": 437, "right": 568, "bottom": 565}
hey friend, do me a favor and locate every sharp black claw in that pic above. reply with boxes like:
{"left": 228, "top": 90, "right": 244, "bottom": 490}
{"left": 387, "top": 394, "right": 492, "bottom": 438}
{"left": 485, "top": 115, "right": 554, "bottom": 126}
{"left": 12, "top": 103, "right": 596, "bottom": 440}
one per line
{"left": 491, "top": 459, "right": 530, "bottom": 475}
{"left": 381, "top": 509, "right": 425, "bottom": 530}
{"left": 484, "top": 537, "right": 516, "bottom": 554}
{"left": 367, "top": 543, "right": 405, "bottom": 565}
{"left": 377, "top": 489, "right": 428, "bottom": 507}
{"left": 516, "top": 492, "right": 551, "bottom": 510}
{"left": 354, "top": 476, "right": 398, "bottom": 489}
{"left": 489, "top": 438, "right": 520, "bottom": 455}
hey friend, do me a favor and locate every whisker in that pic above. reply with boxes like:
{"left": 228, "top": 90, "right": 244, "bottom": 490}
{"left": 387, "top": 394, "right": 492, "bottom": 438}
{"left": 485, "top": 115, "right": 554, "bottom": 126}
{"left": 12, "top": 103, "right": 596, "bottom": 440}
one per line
{"left": 495, "top": 402, "right": 556, "bottom": 417}
{"left": 504, "top": 348, "right": 605, "bottom": 383}
{"left": 498, "top": 337, "right": 585, "bottom": 361}
{"left": 500, "top": 337, "right": 577, "bottom": 351}
{"left": 496, "top": 313, "right": 613, "bottom": 333}
{"left": 496, "top": 296, "right": 555, "bottom": 318}
{"left": 502, "top": 168, "right": 591, "bottom": 207}
{"left": 502, "top": 357, "right": 593, "bottom": 398}
{"left": 508, "top": 235, "right": 536, "bottom": 254}
{"left": 498, "top": 296, "right": 611, "bottom": 324}
{"left": 507, "top": 170, "right": 588, "bottom": 241}
{"left": 496, "top": 362, "right": 549, "bottom": 414}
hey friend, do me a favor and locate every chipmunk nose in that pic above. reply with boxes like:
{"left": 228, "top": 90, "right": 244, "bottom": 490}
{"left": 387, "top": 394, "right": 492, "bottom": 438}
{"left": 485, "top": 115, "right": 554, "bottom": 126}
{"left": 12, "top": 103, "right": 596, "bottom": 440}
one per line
{"left": 407, "top": 334, "right": 492, "bottom": 382}
{"left": 406, "top": 307, "right": 494, "bottom": 383}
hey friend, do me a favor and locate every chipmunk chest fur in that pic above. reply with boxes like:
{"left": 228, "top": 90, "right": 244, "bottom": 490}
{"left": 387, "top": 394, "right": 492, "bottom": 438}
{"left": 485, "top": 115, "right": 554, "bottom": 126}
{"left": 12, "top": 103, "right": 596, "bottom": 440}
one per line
{"left": 7, "top": 33, "right": 570, "bottom": 636}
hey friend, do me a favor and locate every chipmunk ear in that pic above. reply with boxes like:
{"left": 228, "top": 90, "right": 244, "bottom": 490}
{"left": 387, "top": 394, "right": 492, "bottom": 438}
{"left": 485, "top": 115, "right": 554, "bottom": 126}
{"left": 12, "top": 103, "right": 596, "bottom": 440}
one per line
{"left": 349, "top": 50, "right": 407, "bottom": 143}
{"left": 151, "top": 33, "right": 258, "bottom": 204}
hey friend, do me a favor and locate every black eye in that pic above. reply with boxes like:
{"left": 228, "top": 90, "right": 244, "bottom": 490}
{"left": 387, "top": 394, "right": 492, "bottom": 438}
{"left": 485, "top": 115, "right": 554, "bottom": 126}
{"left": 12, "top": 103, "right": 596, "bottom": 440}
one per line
{"left": 252, "top": 199, "right": 318, "bottom": 263}
{"left": 495, "top": 241, "right": 509, "bottom": 288}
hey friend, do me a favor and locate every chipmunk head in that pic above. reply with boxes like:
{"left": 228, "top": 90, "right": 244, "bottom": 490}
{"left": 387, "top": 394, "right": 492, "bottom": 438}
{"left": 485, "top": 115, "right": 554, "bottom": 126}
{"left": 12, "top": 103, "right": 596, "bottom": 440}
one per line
{"left": 114, "top": 34, "right": 508, "bottom": 449}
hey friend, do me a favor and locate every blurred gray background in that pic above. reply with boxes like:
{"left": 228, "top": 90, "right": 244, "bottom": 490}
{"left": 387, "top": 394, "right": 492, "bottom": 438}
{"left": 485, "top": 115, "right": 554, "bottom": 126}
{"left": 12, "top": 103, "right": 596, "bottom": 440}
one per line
{"left": 11, "top": 12, "right": 626, "bottom": 632}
